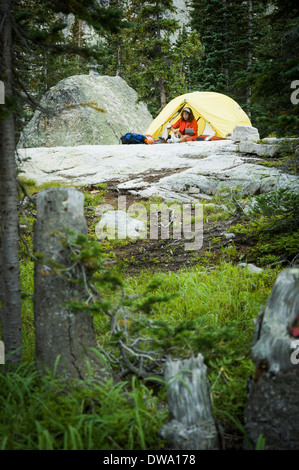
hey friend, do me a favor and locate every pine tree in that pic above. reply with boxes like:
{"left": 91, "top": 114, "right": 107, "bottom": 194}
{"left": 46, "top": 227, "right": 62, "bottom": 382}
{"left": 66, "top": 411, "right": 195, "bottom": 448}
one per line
{"left": 12, "top": 0, "right": 122, "bottom": 131}
{"left": 248, "top": 0, "right": 299, "bottom": 136}
{"left": 190, "top": 0, "right": 299, "bottom": 137}
{"left": 174, "top": 26, "right": 203, "bottom": 92}
{"left": 0, "top": 0, "right": 124, "bottom": 364}
{"left": 120, "top": 0, "right": 184, "bottom": 115}
{"left": 91, "top": 0, "right": 132, "bottom": 77}
{"left": 190, "top": 0, "right": 252, "bottom": 99}
{"left": 0, "top": 0, "right": 22, "bottom": 364}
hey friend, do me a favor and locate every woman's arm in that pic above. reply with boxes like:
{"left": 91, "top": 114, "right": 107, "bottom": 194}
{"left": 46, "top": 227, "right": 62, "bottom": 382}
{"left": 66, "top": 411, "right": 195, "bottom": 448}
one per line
{"left": 171, "top": 118, "right": 183, "bottom": 137}
{"left": 171, "top": 127, "right": 182, "bottom": 137}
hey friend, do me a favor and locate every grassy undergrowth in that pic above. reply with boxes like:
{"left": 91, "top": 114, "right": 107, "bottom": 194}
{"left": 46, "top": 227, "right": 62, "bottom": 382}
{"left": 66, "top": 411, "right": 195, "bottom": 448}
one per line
{"left": 9, "top": 257, "right": 280, "bottom": 450}
{"left": 2, "top": 178, "right": 295, "bottom": 450}
{"left": 0, "top": 363, "right": 167, "bottom": 450}
{"left": 93, "top": 262, "right": 279, "bottom": 421}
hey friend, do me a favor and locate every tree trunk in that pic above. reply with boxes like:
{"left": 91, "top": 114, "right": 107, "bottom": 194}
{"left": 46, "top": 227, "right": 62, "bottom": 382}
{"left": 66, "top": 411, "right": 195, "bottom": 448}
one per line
{"left": 160, "top": 77, "right": 166, "bottom": 109}
{"left": 77, "top": 19, "right": 83, "bottom": 47}
{"left": 223, "top": 0, "right": 229, "bottom": 89}
{"left": 0, "top": 0, "right": 22, "bottom": 364}
{"left": 244, "top": 268, "right": 299, "bottom": 450}
{"left": 246, "top": 0, "right": 253, "bottom": 117}
{"left": 155, "top": 12, "right": 166, "bottom": 109}
{"left": 160, "top": 354, "right": 220, "bottom": 450}
{"left": 34, "top": 187, "right": 112, "bottom": 381}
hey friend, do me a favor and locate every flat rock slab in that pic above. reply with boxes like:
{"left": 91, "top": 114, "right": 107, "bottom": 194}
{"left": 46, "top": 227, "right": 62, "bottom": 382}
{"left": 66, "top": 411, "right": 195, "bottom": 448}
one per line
{"left": 18, "top": 141, "right": 238, "bottom": 184}
{"left": 18, "top": 140, "right": 299, "bottom": 202}
{"left": 239, "top": 141, "right": 279, "bottom": 157}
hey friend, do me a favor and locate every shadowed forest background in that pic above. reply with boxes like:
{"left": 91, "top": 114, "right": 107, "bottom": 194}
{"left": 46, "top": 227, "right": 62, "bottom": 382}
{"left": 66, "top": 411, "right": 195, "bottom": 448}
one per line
{"left": 11, "top": 0, "right": 299, "bottom": 138}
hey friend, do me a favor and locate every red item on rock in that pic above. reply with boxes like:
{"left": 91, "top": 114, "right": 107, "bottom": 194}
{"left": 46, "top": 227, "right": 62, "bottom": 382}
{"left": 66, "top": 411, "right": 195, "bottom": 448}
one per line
{"left": 291, "top": 327, "right": 299, "bottom": 338}
{"left": 291, "top": 316, "right": 299, "bottom": 337}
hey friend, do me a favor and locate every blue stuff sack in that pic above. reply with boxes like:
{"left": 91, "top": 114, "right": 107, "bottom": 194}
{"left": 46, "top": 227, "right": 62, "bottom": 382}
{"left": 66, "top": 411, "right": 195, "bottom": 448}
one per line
{"left": 120, "top": 133, "right": 146, "bottom": 144}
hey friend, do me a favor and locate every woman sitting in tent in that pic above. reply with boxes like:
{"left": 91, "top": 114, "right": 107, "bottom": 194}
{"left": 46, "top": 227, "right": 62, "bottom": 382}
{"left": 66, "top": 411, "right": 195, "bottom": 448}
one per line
{"left": 171, "top": 107, "right": 198, "bottom": 142}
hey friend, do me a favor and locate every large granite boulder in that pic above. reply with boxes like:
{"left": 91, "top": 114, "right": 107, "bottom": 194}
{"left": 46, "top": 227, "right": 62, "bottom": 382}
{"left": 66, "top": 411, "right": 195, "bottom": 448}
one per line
{"left": 18, "top": 74, "right": 153, "bottom": 147}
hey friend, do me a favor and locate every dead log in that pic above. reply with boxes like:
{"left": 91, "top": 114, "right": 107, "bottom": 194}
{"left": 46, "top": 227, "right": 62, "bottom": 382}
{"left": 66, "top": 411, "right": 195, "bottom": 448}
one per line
{"left": 244, "top": 267, "right": 299, "bottom": 450}
{"left": 160, "top": 354, "right": 220, "bottom": 450}
{"left": 34, "top": 187, "right": 111, "bottom": 381}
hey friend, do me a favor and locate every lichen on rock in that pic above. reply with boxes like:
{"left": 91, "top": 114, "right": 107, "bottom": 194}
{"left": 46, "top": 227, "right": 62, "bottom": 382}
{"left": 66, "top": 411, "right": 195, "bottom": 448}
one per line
{"left": 18, "top": 74, "right": 153, "bottom": 148}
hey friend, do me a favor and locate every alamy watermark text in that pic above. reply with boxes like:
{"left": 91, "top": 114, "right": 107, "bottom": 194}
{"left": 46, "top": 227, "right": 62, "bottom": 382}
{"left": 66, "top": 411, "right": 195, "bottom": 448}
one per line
{"left": 94, "top": 196, "right": 203, "bottom": 251}
{"left": 291, "top": 80, "right": 299, "bottom": 105}
{"left": 0, "top": 341, "right": 5, "bottom": 365}
{"left": 0, "top": 80, "right": 4, "bottom": 104}
{"left": 290, "top": 340, "right": 299, "bottom": 365}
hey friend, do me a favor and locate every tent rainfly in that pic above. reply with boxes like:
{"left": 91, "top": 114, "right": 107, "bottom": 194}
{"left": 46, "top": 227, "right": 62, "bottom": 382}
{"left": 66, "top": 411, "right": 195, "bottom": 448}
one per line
{"left": 146, "top": 91, "right": 252, "bottom": 139}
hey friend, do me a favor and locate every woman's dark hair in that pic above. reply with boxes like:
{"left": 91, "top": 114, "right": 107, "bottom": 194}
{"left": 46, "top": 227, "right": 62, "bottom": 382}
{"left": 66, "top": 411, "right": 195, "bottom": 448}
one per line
{"left": 181, "top": 108, "right": 195, "bottom": 122}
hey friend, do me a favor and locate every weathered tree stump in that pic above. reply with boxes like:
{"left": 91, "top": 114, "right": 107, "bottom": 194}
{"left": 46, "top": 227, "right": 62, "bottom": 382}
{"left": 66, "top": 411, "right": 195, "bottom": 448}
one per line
{"left": 244, "top": 267, "right": 299, "bottom": 450}
{"left": 160, "top": 354, "right": 220, "bottom": 450}
{"left": 34, "top": 187, "right": 111, "bottom": 381}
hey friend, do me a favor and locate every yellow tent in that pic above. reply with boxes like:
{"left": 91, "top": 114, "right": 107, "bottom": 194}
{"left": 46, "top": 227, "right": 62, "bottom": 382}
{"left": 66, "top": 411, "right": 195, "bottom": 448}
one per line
{"left": 146, "top": 91, "right": 252, "bottom": 139}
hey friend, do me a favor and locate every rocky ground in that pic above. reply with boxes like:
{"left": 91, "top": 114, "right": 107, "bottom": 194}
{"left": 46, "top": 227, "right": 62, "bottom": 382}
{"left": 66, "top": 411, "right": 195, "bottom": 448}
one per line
{"left": 18, "top": 134, "right": 298, "bottom": 450}
{"left": 20, "top": 136, "right": 298, "bottom": 275}
{"left": 83, "top": 180, "right": 253, "bottom": 276}
{"left": 18, "top": 139, "right": 298, "bottom": 196}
